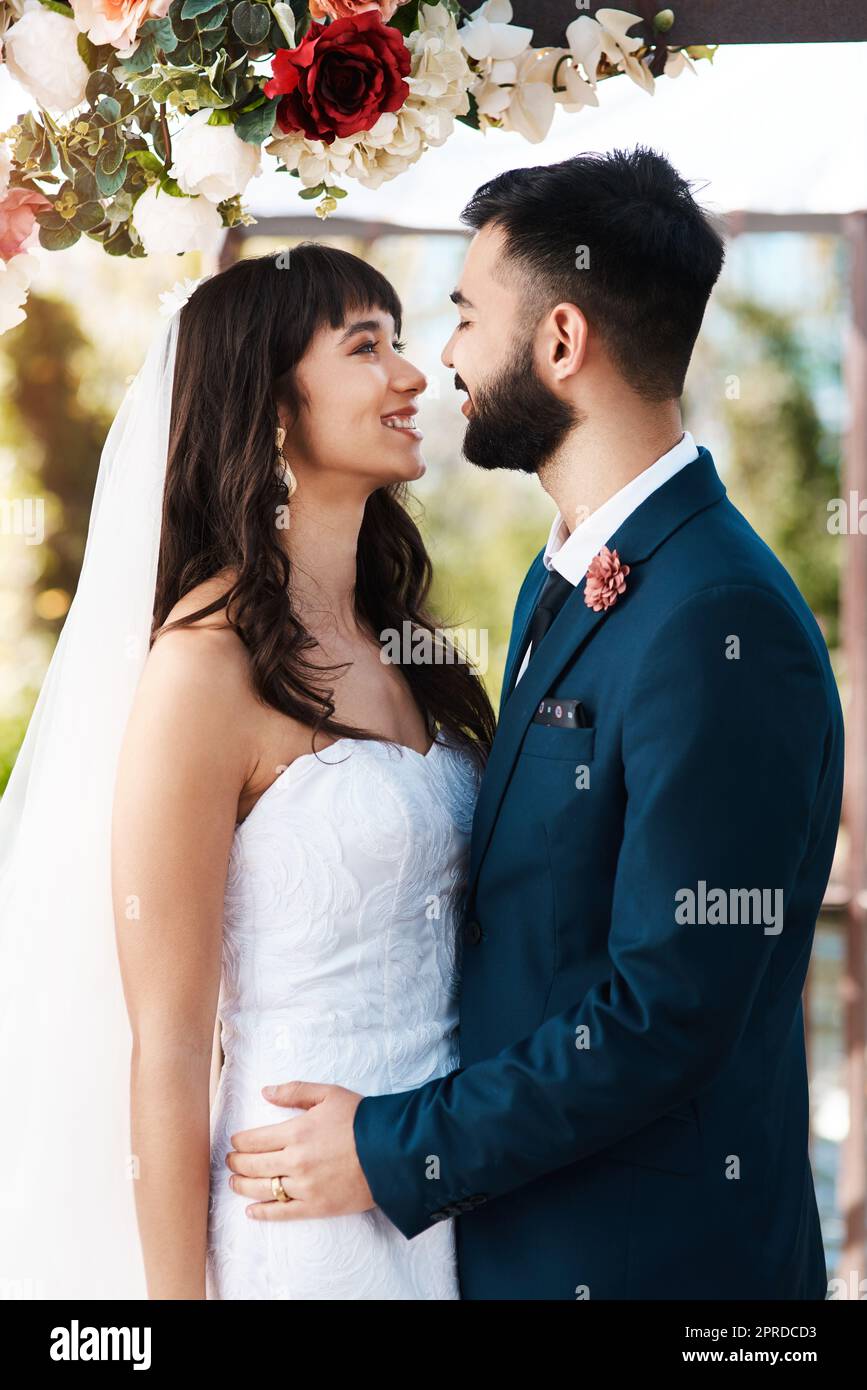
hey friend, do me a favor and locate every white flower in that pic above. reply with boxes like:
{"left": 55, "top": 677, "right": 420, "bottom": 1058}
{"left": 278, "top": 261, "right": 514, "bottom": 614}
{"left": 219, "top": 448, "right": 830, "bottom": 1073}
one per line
{"left": 566, "top": 8, "right": 653, "bottom": 94}
{"left": 131, "top": 184, "right": 223, "bottom": 256}
{"left": 158, "top": 275, "right": 206, "bottom": 317}
{"left": 0, "top": 0, "right": 27, "bottom": 45}
{"left": 267, "top": 4, "right": 472, "bottom": 195}
{"left": 459, "top": 0, "right": 532, "bottom": 63}
{"left": 0, "top": 143, "right": 11, "bottom": 200}
{"left": 4, "top": 4, "right": 89, "bottom": 113}
{"left": 168, "top": 109, "right": 262, "bottom": 204}
{"left": 460, "top": 0, "right": 564, "bottom": 142}
{"left": 489, "top": 48, "right": 561, "bottom": 142}
{"left": 664, "top": 49, "right": 696, "bottom": 78}
{"left": 0, "top": 251, "right": 36, "bottom": 336}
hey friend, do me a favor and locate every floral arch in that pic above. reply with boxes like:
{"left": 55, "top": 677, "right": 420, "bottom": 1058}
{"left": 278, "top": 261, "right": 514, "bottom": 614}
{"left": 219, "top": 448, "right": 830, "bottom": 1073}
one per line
{"left": 0, "top": 1, "right": 716, "bottom": 329}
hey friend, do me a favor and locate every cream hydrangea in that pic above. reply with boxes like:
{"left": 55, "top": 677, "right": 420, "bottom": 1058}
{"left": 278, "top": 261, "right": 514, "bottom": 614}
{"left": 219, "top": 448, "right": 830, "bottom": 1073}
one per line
{"left": 266, "top": 3, "right": 472, "bottom": 196}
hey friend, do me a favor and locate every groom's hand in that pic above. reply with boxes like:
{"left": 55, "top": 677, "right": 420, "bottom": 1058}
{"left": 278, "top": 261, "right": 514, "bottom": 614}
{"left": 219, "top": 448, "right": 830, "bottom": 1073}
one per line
{"left": 225, "top": 1081, "right": 375, "bottom": 1221}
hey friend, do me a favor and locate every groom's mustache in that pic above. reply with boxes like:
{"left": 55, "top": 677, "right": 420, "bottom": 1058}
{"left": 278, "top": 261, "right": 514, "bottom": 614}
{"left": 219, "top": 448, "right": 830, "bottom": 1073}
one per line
{"left": 454, "top": 373, "right": 470, "bottom": 398}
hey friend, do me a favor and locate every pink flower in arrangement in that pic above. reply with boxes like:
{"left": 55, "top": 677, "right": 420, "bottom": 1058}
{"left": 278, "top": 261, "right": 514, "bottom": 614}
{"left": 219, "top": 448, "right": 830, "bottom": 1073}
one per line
{"left": 71, "top": 0, "right": 172, "bottom": 54}
{"left": 584, "top": 545, "right": 630, "bottom": 612}
{"left": 309, "top": 0, "right": 412, "bottom": 20}
{"left": 0, "top": 187, "right": 53, "bottom": 262}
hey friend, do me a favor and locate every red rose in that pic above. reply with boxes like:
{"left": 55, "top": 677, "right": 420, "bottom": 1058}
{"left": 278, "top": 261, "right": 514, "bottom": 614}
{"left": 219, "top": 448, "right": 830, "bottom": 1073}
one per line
{"left": 264, "top": 11, "right": 411, "bottom": 145}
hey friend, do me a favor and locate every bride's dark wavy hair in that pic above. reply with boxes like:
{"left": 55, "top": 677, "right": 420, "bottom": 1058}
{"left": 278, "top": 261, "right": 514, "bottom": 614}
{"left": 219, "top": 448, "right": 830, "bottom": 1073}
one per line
{"left": 151, "top": 244, "right": 495, "bottom": 765}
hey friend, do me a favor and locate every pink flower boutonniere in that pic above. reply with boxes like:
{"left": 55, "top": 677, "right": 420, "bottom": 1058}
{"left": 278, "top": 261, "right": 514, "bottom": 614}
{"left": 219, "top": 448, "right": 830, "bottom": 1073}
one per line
{"left": 584, "top": 545, "right": 631, "bottom": 612}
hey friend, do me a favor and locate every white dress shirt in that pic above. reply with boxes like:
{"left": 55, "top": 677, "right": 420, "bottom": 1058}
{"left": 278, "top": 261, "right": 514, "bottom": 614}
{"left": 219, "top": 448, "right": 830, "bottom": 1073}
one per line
{"left": 513, "top": 430, "right": 699, "bottom": 687}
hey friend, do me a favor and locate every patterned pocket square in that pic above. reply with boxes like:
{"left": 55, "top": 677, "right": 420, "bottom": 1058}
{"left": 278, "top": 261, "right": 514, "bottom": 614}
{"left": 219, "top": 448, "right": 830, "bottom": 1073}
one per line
{"left": 532, "top": 698, "right": 590, "bottom": 729}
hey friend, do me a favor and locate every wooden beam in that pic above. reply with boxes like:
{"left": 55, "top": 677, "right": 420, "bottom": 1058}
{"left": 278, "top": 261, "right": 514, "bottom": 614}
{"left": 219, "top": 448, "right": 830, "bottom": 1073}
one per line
{"left": 839, "top": 210, "right": 867, "bottom": 1291}
{"left": 465, "top": 2, "right": 867, "bottom": 45}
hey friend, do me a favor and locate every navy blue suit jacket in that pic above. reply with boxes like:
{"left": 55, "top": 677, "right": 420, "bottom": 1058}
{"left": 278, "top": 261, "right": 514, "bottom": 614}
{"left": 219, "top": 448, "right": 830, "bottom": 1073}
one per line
{"left": 353, "top": 449, "right": 843, "bottom": 1300}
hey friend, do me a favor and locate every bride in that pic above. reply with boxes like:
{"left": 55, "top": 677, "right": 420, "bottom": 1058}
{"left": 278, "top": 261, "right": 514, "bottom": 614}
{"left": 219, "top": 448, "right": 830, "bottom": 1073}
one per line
{"left": 0, "top": 245, "right": 494, "bottom": 1300}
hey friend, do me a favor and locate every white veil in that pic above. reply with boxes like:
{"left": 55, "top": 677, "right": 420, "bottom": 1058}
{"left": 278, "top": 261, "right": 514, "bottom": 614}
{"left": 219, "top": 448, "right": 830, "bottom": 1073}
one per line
{"left": 0, "top": 309, "right": 182, "bottom": 1299}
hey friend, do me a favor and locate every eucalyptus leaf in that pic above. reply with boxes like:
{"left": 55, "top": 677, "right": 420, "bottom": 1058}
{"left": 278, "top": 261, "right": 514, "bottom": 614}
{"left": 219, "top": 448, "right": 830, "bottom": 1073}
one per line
{"left": 180, "top": 0, "right": 222, "bottom": 15}
{"left": 94, "top": 96, "right": 122, "bottom": 124}
{"left": 232, "top": 1, "right": 271, "bottom": 46}
{"left": 86, "top": 71, "right": 119, "bottom": 105}
{"left": 72, "top": 200, "right": 106, "bottom": 231}
{"left": 234, "top": 96, "right": 278, "bottom": 145}
{"left": 102, "top": 225, "right": 136, "bottom": 256}
{"left": 117, "top": 35, "right": 157, "bottom": 74}
{"left": 126, "top": 149, "right": 166, "bottom": 176}
{"left": 35, "top": 209, "right": 68, "bottom": 230}
{"left": 139, "top": 16, "right": 179, "bottom": 51}
{"left": 271, "top": 2, "right": 295, "bottom": 46}
{"left": 96, "top": 155, "right": 128, "bottom": 196}
{"left": 39, "top": 222, "right": 82, "bottom": 252}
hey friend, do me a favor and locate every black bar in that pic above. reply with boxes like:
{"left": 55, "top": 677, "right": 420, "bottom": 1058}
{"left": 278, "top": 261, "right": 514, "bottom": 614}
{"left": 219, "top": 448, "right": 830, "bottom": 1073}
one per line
{"left": 464, "top": 2, "right": 867, "bottom": 46}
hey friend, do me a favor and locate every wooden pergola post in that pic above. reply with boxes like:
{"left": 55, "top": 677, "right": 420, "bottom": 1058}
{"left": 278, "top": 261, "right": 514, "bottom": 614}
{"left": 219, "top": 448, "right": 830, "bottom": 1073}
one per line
{"left": 840, "top": 211, "right": 867, "bottom": 1292}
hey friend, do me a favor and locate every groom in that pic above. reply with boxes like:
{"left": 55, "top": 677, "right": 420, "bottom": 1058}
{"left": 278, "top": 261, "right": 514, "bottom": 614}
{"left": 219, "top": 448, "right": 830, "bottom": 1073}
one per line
{"left": 227, "top": 148, "right": 843, "bottom": 1300}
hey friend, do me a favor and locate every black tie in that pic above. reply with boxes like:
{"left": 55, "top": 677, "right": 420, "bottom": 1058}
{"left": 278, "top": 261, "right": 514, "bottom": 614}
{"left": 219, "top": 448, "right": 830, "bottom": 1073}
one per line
{"left": 518, "top": 568, "right": 574, "bottom": 676}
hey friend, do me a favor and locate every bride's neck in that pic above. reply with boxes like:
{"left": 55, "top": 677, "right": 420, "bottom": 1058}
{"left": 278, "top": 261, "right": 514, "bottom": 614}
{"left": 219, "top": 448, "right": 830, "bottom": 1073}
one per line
{"left": 281, "top": 490, "right": 367, "bottom": 634}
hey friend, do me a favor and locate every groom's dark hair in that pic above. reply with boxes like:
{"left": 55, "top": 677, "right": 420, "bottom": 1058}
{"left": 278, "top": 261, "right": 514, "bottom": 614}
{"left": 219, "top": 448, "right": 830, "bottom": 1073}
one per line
{"left": 460, "top": 146, "right": 725, "bottom": 402}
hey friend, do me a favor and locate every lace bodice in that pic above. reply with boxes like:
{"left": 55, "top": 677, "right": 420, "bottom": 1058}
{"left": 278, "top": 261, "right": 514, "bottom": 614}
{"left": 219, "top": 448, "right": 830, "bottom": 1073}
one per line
{"left": 206, "top": 731, "right": 481, "bottom": 1300}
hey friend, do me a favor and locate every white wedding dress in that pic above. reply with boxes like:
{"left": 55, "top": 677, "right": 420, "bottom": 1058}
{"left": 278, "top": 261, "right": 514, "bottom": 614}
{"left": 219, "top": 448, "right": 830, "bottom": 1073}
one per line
{"left": 205, "top": 730, "right": 481, "bottom": 1300}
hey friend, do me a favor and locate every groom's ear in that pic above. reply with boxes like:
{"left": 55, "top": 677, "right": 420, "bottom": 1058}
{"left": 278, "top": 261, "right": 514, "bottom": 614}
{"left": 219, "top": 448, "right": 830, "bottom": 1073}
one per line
{"left": 544, "top": 303, "right": 589, "bottom": 384}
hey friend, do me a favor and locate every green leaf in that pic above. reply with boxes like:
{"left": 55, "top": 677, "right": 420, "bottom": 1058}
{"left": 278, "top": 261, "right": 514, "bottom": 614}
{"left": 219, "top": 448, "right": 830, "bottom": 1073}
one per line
{"left": 126, "top": 149, "right": 166, "bottom": 176}
{"left": 76, "top": 32, "right": 100, "bottom": 71}
{"left": 234, "top": 96, "right": 278, "bottom": 145}
{"left": 117, "top": 34, "right": 158, "bottom": 74}
{"left": 35, "top": 209, "right": 67, "bottom": 230}
{"left": 456, "top": 91, "right": 480, "bottom": 131}
{"left": 326, "top": 184, "right": 347, "bottom": 198}
{"left": 298, "top": 183, "right": 325, "bottom": 200}
{"left": 232, "top": 1, "right": 271, "bottom": 46}
{"left": 95, "top": 153, "right": 128, "bottom": 197}
{"left": 98, "top": 139, "right": 126, "bottom": 175}
{"left": 94, "top": 96, "right": 122, "bottom": 124}
{"left": 85, "top": 70, "right": 119, "bottom": 105}
{"left": 390, "top": 0, "right": 419, "bottom": 36}
{"left": 139, "top": 15, "right": 179, "bottom": 51}
{"left": 199, "top": 5, "right": 229, "bottom": 33}
{"left": 102, "top": 225, "right": 136, "bottom": 256}
{"left": 181, "top": 0, "right": 222, "bottom": 15}
{"left": 71, "top": 200, "right": 105, "bottom": 231}
{"left": 39, "top": 222, "right": 82, "bottom": 251}
{"left": 34, "top": 0, "right": 75, "bottom": 15}
{"left": 271, "top": 2, "right": 296, "bottom": 46}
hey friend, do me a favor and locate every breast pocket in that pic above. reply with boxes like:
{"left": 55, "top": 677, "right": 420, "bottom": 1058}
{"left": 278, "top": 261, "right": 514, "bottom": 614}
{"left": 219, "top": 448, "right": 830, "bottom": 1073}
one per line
{"left": 520, "top": 722, "right": 596, "bottom": 762}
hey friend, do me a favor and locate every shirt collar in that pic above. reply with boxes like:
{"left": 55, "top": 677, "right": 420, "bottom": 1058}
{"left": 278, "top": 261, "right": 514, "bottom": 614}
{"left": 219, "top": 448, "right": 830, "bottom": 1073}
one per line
{"left": 543, "top": 430, "right": 699, "bottom": 586}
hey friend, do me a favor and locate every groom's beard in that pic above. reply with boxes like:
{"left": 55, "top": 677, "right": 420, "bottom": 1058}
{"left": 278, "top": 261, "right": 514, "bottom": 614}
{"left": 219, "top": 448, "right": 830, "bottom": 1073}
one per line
{"left": 459, "top": 336, "right": 581, "bottom": 475}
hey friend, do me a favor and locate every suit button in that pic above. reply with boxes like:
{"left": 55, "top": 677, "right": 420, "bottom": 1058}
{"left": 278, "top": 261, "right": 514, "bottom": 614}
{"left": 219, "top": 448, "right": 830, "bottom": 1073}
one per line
{"left": 465, "top": 918, "right": 483, "bottom": 945}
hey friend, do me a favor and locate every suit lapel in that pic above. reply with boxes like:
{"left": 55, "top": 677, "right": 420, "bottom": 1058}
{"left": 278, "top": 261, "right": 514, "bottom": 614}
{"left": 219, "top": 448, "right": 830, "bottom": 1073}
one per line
{"left": 499, "top": 560, "right": 547, "bottom": 708}
{"left": 468, "top": 449, "right": 726, "bottom": 902}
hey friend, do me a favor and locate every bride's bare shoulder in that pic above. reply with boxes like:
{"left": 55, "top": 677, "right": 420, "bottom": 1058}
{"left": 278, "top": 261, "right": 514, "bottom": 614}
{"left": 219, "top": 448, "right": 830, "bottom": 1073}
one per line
{"left": 145, "top": 570, "right": 253, "bottom": 703}
{"left": 153, "top": 569, "right": 240, "bottom": 635}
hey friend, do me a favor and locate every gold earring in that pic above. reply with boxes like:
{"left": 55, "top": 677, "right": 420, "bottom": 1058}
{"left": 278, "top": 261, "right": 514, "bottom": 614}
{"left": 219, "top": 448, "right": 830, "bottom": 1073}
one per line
{"left": 275, "top": 425, "right": 298, "bottom": 500}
